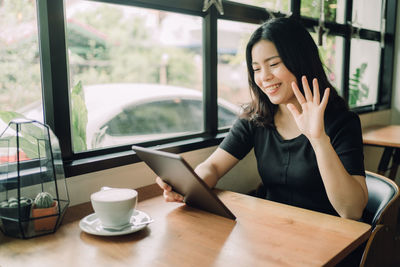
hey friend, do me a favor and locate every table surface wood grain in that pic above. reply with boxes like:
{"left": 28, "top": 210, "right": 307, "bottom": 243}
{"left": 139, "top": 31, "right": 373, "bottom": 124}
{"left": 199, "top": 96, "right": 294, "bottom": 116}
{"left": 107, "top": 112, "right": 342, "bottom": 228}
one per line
{"left": 363, "top": 125, "right": 400, "bottom": 148}
{"left": 0, "top": 191, "right": 371, "bottom": 267}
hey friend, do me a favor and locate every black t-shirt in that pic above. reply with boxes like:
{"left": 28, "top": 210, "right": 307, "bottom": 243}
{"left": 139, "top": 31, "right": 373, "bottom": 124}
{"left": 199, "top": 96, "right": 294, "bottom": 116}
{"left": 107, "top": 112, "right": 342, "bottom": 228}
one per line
{"left": 219, "top": 110, "right": 365, "bottom": 216}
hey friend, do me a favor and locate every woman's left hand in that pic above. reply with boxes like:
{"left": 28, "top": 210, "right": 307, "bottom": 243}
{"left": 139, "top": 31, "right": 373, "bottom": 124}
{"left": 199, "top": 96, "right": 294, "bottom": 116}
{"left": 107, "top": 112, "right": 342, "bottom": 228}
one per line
{"left": 287, "top": 76, "right": 330, "bottom": 141}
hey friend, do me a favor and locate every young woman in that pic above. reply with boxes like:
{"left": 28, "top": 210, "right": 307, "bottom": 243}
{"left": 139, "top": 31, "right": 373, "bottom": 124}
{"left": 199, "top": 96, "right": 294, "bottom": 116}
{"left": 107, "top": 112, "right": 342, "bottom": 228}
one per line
{"left": 157, "top": 17, "right": 368, "bottom": 220}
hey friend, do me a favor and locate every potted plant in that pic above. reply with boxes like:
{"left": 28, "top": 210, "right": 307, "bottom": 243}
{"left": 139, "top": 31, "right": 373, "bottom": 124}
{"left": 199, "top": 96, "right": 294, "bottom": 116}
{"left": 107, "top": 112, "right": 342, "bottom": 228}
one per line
{"left": 0, "top": 197, "right": 32, "bottom": 236}
{"left": 32, "top": 192, "right": 58, "bottom": 231}
{"left": 0, "top": 119, "right": 69, "bottom": 238}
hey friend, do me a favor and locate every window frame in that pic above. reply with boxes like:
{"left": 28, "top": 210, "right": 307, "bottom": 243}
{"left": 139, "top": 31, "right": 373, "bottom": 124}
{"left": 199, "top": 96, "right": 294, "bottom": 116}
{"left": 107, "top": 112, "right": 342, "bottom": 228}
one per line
{"left": 35, "top": 0, "right": 397, "bottom": 177}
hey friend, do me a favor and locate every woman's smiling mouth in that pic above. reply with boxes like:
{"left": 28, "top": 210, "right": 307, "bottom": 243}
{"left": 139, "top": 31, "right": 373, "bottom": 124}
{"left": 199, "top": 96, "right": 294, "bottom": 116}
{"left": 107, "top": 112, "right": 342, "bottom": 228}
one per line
{"left": 264, "top": 83, "right": 281, "bottom": 94}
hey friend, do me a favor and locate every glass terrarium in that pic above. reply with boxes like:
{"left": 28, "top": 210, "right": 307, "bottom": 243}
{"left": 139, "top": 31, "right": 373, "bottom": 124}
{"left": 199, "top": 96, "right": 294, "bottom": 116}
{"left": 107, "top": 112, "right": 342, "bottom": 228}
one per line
{"left": 0, "top": 119, "right": 69, "bottom": 238}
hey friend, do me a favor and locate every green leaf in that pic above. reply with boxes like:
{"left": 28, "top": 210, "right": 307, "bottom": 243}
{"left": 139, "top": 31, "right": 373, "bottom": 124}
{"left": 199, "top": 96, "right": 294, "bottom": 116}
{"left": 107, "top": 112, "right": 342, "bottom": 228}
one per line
{"left": 0, "top": 111, "right": 25, "bottom": 124}
{"left": 348, "top": 63, "right": 370, "bottom": 106}
{"left": 70, "top": 81, "right": 88, "bottom": 152}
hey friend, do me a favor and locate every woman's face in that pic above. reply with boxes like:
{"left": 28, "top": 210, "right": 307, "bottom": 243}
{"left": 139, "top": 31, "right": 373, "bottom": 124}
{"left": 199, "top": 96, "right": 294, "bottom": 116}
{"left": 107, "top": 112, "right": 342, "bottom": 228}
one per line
{"left": 251, "top": 40, "right": 298, "bottom": 106}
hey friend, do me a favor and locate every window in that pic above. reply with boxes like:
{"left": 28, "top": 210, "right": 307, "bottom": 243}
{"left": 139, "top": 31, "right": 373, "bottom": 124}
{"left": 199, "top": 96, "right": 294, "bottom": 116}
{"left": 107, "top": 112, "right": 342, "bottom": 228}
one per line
{"left": 228, "top": 0, "right": 290, "bottom": 13}
{"left": 351, "top": 0, "right": 382, "bottom": 31}
{"left": 105, "top": 100, "right": 203, "bottom": 136}
{"left": 310, "top": 33, "right": 344, "bottom": 93}
{"left": 349, "top": 39, "right": 381, "bottom": 107}
{"left": 301, "top": 0, "right": 345, "bottom": 23}
{"left": 91, "top": 95, "right": 238, "bottom": 149}
{"left": 65, "top": 1, "right": 204, "bottom": 152}
{"left": 0, "top": 0, "right": 395, "bottom": 177}
{"left": 217, "top": 19, "right": 258, "bottom": 128}
{"left": 300, "top": 0, "right": 392, "bottom": 110}
{"left": 0, "top": 1, "right": 42, "bottom": 128}
{"left": 0, "top": 1, "right": 42, "bottom": 162}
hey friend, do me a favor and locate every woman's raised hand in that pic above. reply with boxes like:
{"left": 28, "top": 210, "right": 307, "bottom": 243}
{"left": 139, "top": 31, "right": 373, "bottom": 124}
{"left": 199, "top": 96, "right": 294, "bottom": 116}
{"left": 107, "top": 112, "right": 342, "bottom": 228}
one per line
{"left": 155, "top": 176, "right": 184, "bottom": 202}
{"left": 287, "top": 76, "right": 330, "bottom": 141}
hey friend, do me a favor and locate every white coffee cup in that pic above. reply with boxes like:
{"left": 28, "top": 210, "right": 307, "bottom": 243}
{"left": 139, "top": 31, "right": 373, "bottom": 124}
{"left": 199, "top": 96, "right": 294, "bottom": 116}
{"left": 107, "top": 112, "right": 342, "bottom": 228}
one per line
{"left": 90, "top": 187, "right": 138, "bottom": 228}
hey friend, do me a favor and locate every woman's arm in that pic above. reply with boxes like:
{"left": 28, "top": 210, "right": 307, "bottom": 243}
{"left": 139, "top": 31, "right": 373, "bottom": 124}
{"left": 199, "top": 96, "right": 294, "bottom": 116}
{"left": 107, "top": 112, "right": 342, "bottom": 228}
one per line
{"left": 309, "top": 135, "right": 368, "bottom": 220}
{"left": 287, "top": 76, "right": 368, "bottom": 220}
{"left": 156, "top": 148, "right": 239, "bottom": 202}
{"left": 194, "top": 148, "right": 239, "bottom": 188}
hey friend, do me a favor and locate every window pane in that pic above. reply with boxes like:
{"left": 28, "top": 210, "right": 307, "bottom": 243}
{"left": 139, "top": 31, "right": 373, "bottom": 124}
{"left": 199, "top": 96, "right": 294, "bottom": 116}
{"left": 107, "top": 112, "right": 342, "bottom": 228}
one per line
{"left": 301, "top": 0, "right": 345, "bottom": 23}
{"left": 218, "top": 105, "right": 239, "bottom": 128}
{"left": 349, "top": 39, "right": 381, "bottom": 108}
{"left": 105, "top": 100, "right": 203, "bottom": 136}
{"left": 352, "top": 0, "right": 382, "bottom": 31}
{"left": 65, "top": 1, "right": 203, "bottom": 151}
{"left": 217, "top": 20, "right": 258, "bottom": 128}
{"left": 310, "top": 33, "right": 344, "bottom": 95}
{"left": 0, "top": 1, "right": 42, "bottom": 161}
{"left": 229, "top": 0, "right": 289, "bottom": 13}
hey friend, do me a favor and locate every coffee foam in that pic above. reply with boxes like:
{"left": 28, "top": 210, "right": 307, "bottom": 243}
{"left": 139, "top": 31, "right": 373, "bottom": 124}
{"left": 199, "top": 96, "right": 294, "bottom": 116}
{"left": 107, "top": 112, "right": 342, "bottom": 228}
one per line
{"left": 91, "top": 188, "right": 137, "bottom": 202}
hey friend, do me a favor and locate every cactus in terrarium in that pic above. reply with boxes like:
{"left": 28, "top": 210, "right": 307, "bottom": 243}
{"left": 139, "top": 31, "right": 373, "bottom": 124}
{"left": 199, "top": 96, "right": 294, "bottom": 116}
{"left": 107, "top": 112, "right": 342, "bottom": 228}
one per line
{"left": 0, "top": 197, "right": 32, "bottom": 208}
{"left": 34, "top": 192, "right": 54, "bottom": 209}
{"left": 0, "top": 196, "right": 33, "bottom": 237}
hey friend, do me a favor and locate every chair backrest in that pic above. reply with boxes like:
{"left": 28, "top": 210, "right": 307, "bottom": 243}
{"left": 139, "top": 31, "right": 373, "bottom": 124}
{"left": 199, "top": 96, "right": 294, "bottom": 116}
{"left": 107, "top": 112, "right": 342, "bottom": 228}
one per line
{"left": 360, "top": 224, "right": 397, "bottom": 267}
{"left": 362, "top": 171, "right": 399, "bottom": 227}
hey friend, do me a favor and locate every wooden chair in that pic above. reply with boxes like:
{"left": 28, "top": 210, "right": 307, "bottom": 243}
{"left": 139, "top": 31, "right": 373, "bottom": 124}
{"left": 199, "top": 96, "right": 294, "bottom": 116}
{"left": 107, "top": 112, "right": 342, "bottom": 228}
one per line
{"left": 360, "top": 171, "right": 400, "bottom": 267}
{"left": 360, "top": 224, "right": 397, "bottom": 267}
{"left": 362, "top": 171, "right": 399, "bottom": 227}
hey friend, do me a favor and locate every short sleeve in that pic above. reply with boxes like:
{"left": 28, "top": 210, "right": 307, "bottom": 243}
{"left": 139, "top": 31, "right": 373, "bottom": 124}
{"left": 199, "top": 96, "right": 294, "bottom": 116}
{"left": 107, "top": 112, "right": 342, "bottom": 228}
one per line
{"left": 219, "top": 118, "right": 255, "bottom": 160}
{"left": 326, "top": 111, "right": 365, "bottom": 176}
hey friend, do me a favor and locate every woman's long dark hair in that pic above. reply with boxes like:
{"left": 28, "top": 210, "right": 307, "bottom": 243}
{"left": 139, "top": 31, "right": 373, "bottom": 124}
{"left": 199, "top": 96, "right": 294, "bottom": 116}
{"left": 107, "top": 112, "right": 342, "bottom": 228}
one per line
{"left": 242, "top": 17, "right": 347, "bottom": 127}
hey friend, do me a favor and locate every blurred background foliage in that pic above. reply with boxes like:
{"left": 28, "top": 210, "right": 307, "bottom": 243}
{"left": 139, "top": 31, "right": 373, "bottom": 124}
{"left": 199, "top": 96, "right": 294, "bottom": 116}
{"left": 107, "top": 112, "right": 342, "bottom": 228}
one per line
{"left": 0, "top": 1, "right": 199, "bottom": 113}
{"left": 68, "top": 6, "right": 198, "bottom": 89}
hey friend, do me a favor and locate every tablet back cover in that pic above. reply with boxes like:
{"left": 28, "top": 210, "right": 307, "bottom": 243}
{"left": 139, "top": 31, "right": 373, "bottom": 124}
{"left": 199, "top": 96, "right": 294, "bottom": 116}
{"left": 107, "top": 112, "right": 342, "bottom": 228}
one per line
{"left": 132, "top": 145, "right": 236, "bottom": 220}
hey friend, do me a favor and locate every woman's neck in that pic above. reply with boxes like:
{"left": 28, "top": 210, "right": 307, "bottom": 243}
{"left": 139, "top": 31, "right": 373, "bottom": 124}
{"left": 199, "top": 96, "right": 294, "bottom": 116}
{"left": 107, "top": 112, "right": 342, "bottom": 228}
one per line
{"left": 277, "top": 104, "right": 293, "bottom": 118}
{"left": 274, "top": 104, "right": 302, "bottom": 140}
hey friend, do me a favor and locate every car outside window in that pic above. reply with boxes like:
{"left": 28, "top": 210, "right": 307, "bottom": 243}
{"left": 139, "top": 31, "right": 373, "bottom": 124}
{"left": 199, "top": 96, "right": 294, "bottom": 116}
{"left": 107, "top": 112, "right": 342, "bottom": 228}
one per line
{"left": 104, "top": 99, "right": 203, "bottom": 136}
{"left": 92, "top": 97, "right": 239, "bottom": 149}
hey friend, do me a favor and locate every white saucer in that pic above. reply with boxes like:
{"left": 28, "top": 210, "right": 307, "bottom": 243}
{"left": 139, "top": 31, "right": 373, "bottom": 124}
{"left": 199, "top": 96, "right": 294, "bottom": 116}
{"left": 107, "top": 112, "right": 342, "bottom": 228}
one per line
{"left": 79, "top": 210, "right": 153, "bottom": 236}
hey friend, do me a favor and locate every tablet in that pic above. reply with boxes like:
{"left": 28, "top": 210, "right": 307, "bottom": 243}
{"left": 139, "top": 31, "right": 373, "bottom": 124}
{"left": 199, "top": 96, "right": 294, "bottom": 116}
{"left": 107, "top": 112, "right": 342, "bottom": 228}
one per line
{"left": 132, "top": 145, "right": 236, "bottom": 220}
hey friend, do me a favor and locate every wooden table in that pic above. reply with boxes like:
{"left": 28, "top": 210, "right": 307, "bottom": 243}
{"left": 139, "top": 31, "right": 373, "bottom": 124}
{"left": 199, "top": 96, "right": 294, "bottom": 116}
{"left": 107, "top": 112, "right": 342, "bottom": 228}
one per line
{"left": 363, "top": 125, "right": 400, "bottom": 180}
{"left": 0, "top": 191, "right": 371, "bottom": 267}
